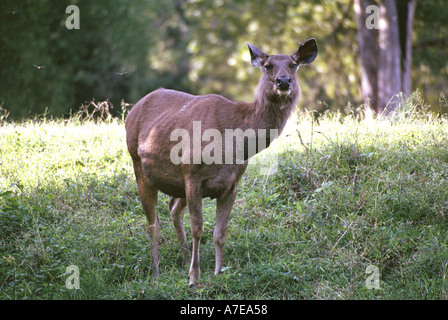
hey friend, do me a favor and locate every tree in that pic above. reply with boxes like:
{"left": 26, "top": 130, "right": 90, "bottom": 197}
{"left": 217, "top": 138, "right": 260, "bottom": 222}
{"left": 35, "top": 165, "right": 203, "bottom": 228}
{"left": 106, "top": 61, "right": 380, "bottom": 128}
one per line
{"left": 354, "top": 0, "right": 416, "bottom": 116}
{"left": 2, "top": 0, "right": 446, "bottom": 119}
{"left": 0, "top": 0, "right": 165, "bottom": 119}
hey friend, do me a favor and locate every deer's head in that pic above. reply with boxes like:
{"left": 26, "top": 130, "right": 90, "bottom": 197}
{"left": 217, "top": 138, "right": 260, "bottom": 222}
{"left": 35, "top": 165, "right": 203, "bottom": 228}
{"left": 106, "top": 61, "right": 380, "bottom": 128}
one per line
{"left": 246, "top": 39, "right": 318, "bottom": 101}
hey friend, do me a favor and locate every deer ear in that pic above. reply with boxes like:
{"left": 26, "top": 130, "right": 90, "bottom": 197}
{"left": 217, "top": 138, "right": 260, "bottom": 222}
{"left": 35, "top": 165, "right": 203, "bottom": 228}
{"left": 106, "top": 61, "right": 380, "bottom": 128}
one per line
{"left": 245, "top": 42, "right": 269, "bottom": 67}
{"left": 292, "top": 38, "right": 318, "bottom": 66}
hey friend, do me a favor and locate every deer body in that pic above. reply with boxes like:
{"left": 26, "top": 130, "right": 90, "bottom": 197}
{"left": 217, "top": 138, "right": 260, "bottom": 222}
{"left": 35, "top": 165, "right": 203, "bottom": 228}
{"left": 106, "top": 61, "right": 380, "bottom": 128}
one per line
{"left": 125, "top": 39, "right": 317, "bottom": 286}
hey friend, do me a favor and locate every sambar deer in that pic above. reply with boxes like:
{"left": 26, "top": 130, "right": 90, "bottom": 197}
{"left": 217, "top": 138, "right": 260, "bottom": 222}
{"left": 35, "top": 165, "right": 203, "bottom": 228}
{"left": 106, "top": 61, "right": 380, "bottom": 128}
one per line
{"left": 125, "top": 39, "right": 317, "bottom": 287}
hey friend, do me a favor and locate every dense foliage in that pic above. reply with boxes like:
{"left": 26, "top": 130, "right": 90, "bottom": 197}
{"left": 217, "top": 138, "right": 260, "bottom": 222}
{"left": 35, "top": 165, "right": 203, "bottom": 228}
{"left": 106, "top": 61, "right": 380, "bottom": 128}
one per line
{"left": 1, "top": 0, "right": 447, "bottom": 119}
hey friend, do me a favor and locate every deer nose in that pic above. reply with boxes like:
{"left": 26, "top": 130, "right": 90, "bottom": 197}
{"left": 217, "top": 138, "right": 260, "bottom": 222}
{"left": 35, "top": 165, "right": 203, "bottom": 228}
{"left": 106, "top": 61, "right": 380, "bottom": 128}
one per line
{"left": 276, "top": 76, "right": 291, "bottom": 90}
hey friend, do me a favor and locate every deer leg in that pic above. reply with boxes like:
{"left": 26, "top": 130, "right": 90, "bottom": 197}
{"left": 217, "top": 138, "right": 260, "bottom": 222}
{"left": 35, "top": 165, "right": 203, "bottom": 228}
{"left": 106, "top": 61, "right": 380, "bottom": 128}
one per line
{"left": 169, "top": 197, "right": 190, "bottom": 266}
{"left": 185, "top": 181, "right": 203, "bottom": 287}
{"left": 133, "top": 159, "right": 160, "bottom": 278}
{"left": 139, "top": 180, "right": 160, "bottom": 278}
{"left": 214, "top": 184, "right": 238, "bottom": 275}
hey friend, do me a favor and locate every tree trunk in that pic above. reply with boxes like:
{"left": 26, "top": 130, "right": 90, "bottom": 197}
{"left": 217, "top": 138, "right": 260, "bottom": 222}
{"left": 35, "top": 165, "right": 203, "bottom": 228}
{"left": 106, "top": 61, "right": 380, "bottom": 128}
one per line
{"left": 354, "top": 0, "right": 379, "bottom": 112}
{"left": 378, "top": 0, "right": 402, "bottom": 115}
{"left": 354, "top": 0, "right": 416, "bottom": 116}
{"left": 397, "top": 0, "right": 416, "bottom": 96}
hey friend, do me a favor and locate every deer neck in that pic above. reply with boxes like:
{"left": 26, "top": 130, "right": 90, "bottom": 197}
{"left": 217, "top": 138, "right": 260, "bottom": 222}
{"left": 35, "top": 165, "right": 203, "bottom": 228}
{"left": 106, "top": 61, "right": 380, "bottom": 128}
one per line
{"left": 249, "top": 86, "right": 299, "bottom": 135}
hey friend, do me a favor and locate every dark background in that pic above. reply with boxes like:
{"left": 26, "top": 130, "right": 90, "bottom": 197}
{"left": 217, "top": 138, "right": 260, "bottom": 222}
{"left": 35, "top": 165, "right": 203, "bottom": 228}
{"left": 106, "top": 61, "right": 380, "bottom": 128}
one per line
{"left": 1, "top": 0, "right": 447, "bottom": 119}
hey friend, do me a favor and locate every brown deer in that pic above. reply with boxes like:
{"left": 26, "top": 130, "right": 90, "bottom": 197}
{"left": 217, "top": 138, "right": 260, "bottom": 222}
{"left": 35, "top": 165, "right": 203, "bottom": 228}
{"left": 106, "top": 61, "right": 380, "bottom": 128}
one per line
{"left": 125, "top": 39, "right": 317, "bottom": 287}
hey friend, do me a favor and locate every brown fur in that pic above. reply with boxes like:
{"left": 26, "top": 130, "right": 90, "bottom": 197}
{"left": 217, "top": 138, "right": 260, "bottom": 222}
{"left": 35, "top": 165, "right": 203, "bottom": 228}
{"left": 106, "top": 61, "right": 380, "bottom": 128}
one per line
{"left": 125, "top": 39, "right": 317, "bottom": 286}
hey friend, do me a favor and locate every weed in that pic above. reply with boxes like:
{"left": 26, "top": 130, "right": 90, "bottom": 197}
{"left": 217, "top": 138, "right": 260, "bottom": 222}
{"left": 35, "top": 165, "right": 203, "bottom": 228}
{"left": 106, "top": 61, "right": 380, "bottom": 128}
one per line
{"left": 1, "top": 103, "right": 448, "bottom": 299}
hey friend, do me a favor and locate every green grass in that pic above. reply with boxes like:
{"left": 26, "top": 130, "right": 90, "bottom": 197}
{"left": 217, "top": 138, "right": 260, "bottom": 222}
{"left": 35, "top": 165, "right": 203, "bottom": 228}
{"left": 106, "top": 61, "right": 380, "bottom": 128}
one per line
{"left": 1, "top": 104, "right": 448, "bottom": 299}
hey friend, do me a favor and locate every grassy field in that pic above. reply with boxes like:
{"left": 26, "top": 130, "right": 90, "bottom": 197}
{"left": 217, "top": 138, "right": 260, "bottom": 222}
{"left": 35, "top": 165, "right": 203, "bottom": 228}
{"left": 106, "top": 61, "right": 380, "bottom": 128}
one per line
{"left": 1, "top": 103, "right": 448, "bottom": 300}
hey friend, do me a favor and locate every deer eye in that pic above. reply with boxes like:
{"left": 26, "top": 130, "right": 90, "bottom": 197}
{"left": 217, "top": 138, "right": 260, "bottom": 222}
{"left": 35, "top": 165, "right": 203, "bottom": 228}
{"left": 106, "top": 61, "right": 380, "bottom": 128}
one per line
{"left": 290, "top": 64, "right": 298, "bottom": 70}
{"left": 264, "top": 64, "right": 273, "bottom": 71}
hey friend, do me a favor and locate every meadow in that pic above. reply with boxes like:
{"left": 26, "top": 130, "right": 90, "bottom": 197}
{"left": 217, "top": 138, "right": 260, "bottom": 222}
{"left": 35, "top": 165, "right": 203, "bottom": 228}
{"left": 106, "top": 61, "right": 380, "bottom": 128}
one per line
{"left": 1, "top": 101, "right": 448, "bottom": 299}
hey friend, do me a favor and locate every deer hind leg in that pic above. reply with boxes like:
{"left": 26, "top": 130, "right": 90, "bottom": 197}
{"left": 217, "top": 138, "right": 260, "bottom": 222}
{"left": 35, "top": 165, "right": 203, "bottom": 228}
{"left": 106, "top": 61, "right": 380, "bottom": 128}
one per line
{"left": 185, "top": 181, "right": 203, "bottom": 287}
{"left": 169, "top": 197, "right": 190, "bottom": 266}
{"left": 214, "top": 184, "right": 238, "bottom": 275}
{"left": 132, "top": 159, "right": 160, "bottom": 278}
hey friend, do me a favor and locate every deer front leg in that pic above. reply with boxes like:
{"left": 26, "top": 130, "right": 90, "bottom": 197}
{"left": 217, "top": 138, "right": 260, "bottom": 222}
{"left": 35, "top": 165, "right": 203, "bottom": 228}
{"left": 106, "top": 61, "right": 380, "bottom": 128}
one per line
{"left": 185, "top": 181, "right": 203, "bottom": 287}
{"left": 214, "top": 184, "right": 238, "bottom": 275}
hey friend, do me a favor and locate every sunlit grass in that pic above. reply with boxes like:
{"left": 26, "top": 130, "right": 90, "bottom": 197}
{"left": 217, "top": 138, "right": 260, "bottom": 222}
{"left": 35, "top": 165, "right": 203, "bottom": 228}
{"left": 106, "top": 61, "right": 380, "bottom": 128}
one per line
{"left": 1, "top": 103, "right": 448, "bottom": 299}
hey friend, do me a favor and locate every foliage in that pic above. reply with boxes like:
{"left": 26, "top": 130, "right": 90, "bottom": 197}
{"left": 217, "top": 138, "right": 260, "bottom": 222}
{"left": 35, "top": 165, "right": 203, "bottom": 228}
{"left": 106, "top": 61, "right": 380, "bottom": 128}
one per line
{"left": 1, "top": 0, "right": 447, "bottom": 119}
{"left": 413, "top": 0, "right": 448, "bottom": 113}
{"left": 0, "top": 0, "right": 155, "bottom": 118}
{"left": 1, "top": 97, "right": 448, "bottom": 299}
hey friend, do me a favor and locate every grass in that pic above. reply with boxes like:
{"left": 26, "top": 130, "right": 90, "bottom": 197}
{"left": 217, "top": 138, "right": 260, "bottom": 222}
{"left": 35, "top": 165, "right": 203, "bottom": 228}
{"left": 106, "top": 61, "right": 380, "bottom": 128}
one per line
{"left": 1, "top": 101, "right": 448, "bottom": 299}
